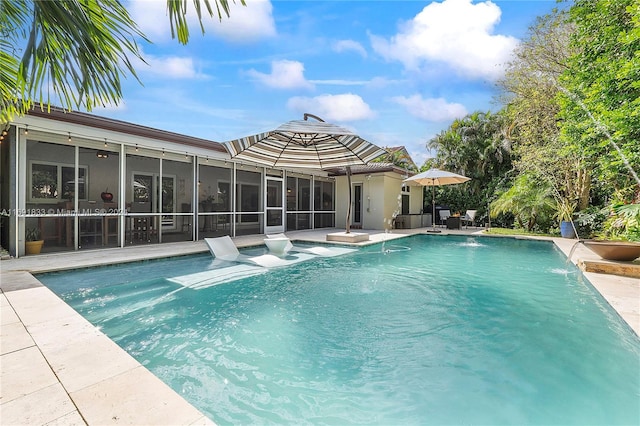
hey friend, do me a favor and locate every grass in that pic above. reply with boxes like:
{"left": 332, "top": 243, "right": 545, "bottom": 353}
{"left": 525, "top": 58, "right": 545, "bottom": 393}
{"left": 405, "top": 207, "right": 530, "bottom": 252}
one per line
{"left": 484, "top": 227, "right": 555, "bottom": 237}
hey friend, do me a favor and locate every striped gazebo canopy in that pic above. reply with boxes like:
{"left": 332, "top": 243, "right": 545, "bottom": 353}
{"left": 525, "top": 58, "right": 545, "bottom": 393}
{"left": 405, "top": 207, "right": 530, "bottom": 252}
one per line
{"left": 222, "top": 115, "right": 386, "bottom": 170}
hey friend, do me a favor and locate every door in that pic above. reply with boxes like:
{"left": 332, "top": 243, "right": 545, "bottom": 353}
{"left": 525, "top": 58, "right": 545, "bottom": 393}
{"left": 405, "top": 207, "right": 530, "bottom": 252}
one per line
{"left": 401, "top": 194, "right": 410, "bottom": 215}
{"left": 265, "top": 177, "right": 284, "bottom": 234}
{"left": 132, "top": 173, "right": 176, "bottom": 229}
{"left": 353, "top": 183, "right": 363, "bottom": 228}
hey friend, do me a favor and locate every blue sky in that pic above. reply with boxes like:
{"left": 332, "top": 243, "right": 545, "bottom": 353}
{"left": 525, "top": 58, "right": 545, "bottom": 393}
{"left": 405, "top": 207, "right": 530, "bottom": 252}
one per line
{"left": 94, "top": 0, "right": 560, "bottom": 166}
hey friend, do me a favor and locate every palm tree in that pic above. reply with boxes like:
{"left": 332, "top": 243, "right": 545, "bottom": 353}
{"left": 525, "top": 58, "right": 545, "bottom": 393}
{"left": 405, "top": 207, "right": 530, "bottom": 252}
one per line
{"left": 372, "top": 146, "right": 418, "bottom": 172}
{"left": 1, "top": 0, "right": 241, "bottom": 124}
{"left": 490, "top": 174, "right": 555, "bottom": 231}
{"left": 428, "top": 111, "right": 513, "bottom": 195}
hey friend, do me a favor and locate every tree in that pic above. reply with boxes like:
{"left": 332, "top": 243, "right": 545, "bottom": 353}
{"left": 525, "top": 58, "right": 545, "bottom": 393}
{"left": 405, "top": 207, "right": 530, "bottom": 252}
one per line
{"left": 497, "top": 9, "right": 592, "bottom": 215}
{"left": 559, "top": 0, "right": 640, "bottom": 195}
{"left": 490, "top": 174, "right": 555, "bottom": 232}
{"left": 1, "top": 0, "right": 242, "bottom": 124}
{"left": 427, "top": 110, "right": 514, "bottom": 219}
{"left": 372, "top": 146, "right": 418, "bottom": 172}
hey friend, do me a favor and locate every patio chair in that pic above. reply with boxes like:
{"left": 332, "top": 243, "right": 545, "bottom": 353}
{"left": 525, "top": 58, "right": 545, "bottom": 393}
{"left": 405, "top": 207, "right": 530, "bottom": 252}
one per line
{"left": 438, "top": 210, "right": 451, "bottom": 226}
{"left": 461, "top": 210, "right": 477, "bottom": 228}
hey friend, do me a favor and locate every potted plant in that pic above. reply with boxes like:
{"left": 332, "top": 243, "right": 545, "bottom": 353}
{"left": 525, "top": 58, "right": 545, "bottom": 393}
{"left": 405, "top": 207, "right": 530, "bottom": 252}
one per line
{"left": 25, "top": 227, "right": 44, "bottom": 255}
{"left": 556, "top": 200, "right": 576, "bottom": 238}
{"left": 583, "top": 203, "right": 640, "bottom": 261}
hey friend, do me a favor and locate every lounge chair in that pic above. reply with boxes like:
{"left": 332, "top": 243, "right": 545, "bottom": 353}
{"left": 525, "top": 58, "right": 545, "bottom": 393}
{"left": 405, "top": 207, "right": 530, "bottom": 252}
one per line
{"left": 265, "top": 233, "right": 355, "bottom": 257}
{"left": 204, "top": 236, "right": 291, "bottom": 268}
{"left": 461, "top": 210, "right": 477, "bottom": 228}
{"left": 263, "top": 234, "right": 292, "bottom": 255}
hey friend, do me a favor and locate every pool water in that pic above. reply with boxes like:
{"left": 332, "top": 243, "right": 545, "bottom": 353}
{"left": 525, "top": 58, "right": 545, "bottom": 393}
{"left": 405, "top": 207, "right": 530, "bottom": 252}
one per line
{"left": 38, "top": 235, "right": 640, "bottom": 425}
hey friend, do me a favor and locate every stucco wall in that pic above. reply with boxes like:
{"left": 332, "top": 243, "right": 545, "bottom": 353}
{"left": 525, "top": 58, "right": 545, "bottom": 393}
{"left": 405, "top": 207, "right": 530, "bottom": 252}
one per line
{"left": 334, "top": 171, "right": 422, "bottom": 231}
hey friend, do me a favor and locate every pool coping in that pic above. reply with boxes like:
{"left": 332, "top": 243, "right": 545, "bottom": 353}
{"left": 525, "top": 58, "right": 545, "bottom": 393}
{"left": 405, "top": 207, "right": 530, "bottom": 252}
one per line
{"left": 1, "top": 229, "right": 638, "bottom": 425}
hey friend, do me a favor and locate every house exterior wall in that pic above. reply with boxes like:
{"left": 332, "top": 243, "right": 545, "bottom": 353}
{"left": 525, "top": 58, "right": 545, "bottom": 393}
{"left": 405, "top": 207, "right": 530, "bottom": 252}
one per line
{"left": 2, "top": 112, "right": 338, "bottom": 257}
{"left": 334, "top": 170, "right": 421, "bottom": 231}
{"left": 333, "top": 175, "right": 348, "bottom": 230}
{"left": 410, "top": 185, "right": 425, "bottom": 215}
{"left": 383, "top": 173, "right": 403, "bottom": 229}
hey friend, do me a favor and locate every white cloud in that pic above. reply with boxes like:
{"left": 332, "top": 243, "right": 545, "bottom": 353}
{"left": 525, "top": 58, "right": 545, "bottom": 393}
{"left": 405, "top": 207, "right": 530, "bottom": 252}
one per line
{"left": 309, "top": 79, "right": 368, "bottom": 86}
{"left": 367, "top": 77, "right": 405, "bottom": 89}
{"left": 287, "top": 93, "right": 375, "bottom": 122}
{"left": 127, "top": 0, "right": 168, "bottom": 42}
{"left": 149, "top": 55, "right": 206, "bottom": 79}
{"left": 392, "top": 95, "right": 467, "bottom": 122}
{"left": 204, "top": 0, "right": 276, "bottom": 43}
{"left": 246, "top": 60, "right": 314, "bottom": 89}
{"left": 94, "top": 99, "right": 128, "bottom": 111}
{"left": 128, "top": 0, "right": 276, "bottom": 43}
{"left": 333, "top": 39, "right": 367, "bottom": 58}
{"left": 130, "top": 47, "right": 206, "bottom": 79}
{"left": 370, "top": 0, "right": 518, "bottom": 80}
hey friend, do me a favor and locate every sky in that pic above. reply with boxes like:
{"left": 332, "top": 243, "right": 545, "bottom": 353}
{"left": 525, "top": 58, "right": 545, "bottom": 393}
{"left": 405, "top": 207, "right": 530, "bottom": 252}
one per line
{"left": 92, "top": 0, "right": 560, "bottom": 167}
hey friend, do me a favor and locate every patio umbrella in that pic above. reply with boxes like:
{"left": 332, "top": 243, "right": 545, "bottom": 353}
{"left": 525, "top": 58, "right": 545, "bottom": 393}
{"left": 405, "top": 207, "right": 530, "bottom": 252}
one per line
{"left": 403, "top": 168, "right": 470, "bottom": 232}
{"left": 223, "top": 113, "right": 386, "bottom": 233}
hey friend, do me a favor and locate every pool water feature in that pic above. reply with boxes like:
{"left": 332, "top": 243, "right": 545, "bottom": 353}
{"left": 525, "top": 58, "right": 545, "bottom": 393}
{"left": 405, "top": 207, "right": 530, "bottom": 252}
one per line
{"left": 38, "top": 235, "right": 640, "bottom": 425}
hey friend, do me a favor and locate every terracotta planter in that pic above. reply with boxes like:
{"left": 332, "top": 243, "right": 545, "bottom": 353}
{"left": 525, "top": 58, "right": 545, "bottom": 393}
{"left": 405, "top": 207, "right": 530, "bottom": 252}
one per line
{"left": 25, "top": 240, "right": 44, "bottom": 255}
{"left": 582, "top": 240, "right": 640, "bottom": 261}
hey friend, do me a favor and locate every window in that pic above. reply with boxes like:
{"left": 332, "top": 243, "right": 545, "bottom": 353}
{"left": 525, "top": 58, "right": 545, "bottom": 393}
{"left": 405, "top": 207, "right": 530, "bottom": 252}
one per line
{"left": 287, "top": 177, "right": 311, "bottom": 211}
{"left": 237, "top": 183, "right": 260, "bottom": 222}
{"left": 314, "top": 180, "right": 334, "bottom": 211}
{"left": 131, "top": 172, "right": 177, "bottom": 229}
{"left": 29, "top": 161, "right": 87, "bottom": 202}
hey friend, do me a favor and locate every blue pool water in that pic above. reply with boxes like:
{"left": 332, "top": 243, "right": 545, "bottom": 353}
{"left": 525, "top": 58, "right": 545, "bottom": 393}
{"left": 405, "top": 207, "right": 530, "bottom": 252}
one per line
{"left": 38, "top": 235, "right": 639, "bottom": 425}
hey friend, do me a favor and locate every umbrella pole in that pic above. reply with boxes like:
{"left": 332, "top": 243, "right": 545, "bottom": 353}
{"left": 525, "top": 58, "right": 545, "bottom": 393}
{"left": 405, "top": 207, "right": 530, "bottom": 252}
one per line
{"left": 346, "top": 166, "right": 352, "bottom": 234}
{"left": 432, "top": 185, "right": 436, "bottom": 230}
{"left": 427, "top": 181, "right": 441, "bottom": 233}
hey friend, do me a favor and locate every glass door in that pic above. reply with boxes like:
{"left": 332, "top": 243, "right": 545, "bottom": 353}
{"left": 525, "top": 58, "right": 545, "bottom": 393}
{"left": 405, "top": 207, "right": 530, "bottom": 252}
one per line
{"left": 265, "top": 177, "right": 284, "bottom": 234}
{"left": 353, "top": 183, "right": 363, "bottom": 228}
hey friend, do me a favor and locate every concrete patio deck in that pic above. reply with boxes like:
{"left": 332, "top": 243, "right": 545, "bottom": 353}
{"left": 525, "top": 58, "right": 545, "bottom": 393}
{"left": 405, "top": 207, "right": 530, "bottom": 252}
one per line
{"left": 1, "top": 227, "right": 638, "bottom": 425}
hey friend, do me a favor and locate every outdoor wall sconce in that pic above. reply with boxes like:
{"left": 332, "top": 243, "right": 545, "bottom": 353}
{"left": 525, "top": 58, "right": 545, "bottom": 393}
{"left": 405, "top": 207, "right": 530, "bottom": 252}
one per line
{"left": 96, "top": 150, "right": 109, "bottom": 159}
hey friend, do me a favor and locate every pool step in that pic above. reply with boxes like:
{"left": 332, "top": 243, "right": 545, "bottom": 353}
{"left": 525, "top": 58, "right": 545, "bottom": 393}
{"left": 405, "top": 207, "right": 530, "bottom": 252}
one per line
{"left": 168, "top": 264, "right": 267, "bottom": 289}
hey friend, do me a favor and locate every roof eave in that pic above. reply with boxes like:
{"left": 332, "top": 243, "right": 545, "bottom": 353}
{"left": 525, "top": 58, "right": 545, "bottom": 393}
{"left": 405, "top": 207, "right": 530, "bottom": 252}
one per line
{"left": 26, "top": 106, "right": 228, "bottom": 153}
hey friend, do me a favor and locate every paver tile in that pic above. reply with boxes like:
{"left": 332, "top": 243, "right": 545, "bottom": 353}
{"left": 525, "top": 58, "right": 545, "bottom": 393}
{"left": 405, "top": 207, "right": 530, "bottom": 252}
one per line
{"left": 1, "top": 346, "right": 58, "bottom": 403}
{"left": 71, "top": 366, "right": 208, "bottom": 425}
{"left": 39, "top": 331, "right": 141, "bottom": 394}
{"left": 1, "top": 321, "right": 35, "bottom": 355}
{"left": 1, "top": 383, "right": 79, "bottom": 425}
{"left": 44, "top": 410, "right": 87, "bottom": 426}
{"left": 4, "top": 286, "right": 81, "bottom": 327}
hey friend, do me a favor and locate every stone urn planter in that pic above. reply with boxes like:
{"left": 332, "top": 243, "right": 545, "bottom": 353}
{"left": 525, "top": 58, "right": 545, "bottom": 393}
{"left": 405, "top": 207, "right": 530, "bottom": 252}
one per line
{"left": 582, "top": 240, "right": 640, "bottom": 262}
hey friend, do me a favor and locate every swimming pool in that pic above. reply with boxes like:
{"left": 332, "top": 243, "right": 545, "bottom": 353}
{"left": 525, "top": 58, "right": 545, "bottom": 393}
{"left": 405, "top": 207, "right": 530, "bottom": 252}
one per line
{"left": 38, "top": 235, "right": 640, "bottom": 425}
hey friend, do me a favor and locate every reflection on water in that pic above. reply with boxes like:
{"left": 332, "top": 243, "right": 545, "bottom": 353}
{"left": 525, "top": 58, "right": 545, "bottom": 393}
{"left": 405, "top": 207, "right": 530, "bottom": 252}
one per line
{"left": 38, "top": 235, "right": 640, "bottom": 425}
